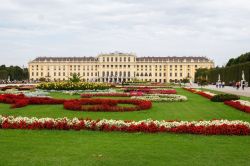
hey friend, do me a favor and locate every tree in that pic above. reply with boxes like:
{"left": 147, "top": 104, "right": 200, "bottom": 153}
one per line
{"left": 0, "top": 70, "right": 8, "bottom": 80}
{"left": 0, "top": 65, "right": 28, "bottom": 81}
{"left": 197, "top": 77, "right": 208, "bottom": 88}
{"left": 195, "top": 68, "right": 209, "bottom": 82}
{"left": 226, "top": 52, "right": 250, "bottom": 67}
{"left": 181, "top": 77, "right": 190, "bottom": 86}
{"left": 68, "top": 73, "right": 82, "bottom": 83}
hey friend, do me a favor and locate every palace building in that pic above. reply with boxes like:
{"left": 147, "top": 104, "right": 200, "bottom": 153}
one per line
{"left": 28, "top": 52, "right": 214, "bottom": 83}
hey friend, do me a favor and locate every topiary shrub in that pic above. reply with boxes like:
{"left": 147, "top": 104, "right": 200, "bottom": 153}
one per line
{"left": 210, "top": 94, "right": 240, "bottom": 102}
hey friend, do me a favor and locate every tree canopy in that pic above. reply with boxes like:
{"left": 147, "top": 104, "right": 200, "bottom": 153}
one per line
{"left": 0, "top": 65, "right": 28, "bottom": 81}
{"left": 226, "top": 52, "right": 250, "bottom": 67}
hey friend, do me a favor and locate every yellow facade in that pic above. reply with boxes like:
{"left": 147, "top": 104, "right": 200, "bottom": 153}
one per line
{"left": 28, "top": 52, "right": 214, "bottom": 83}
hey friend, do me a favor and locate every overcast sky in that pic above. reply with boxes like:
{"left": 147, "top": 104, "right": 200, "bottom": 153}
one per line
{"left": 0, "top": 0, "right": 250, "bottom": 67}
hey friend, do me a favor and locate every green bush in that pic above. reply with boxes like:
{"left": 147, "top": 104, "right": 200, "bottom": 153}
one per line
{"left": 210, "top": 94, "right": 240, "bottom": 102}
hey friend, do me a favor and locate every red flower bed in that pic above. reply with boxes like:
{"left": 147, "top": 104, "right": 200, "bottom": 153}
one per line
{"left": 125, "top": 87, "right": 176, "bottom": 94}
{"left": 224, "top": 101, "right": 250, "bottom": 113}
{"left": 0, "top": 94, "right": 152, "bottom": 112}
{"left": 196, "top": 91, "right": 213, "bottom": 99}
{"left": 0, "top": 94, "right": 65, "bottom": 108}
{"left": 183, "top": 88, "right": 213, "bottom": 99}
{"left": 64, "top": 98, "right": 152, "bottom": 112}
{"left": 80, "top": 92, "right": 143, "bottom": 98}
{"left": 1, "top": 116, "right": 249, "bottom": 135}
{"left": 183, "top": 88, "right": 197, "bottom": 93}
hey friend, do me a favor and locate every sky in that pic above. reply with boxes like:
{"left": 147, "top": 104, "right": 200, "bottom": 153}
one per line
{"left": 0, "top": 0, "right": 250, "bottom": 67}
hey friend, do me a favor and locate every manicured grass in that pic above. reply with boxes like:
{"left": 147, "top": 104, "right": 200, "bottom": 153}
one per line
{"left": 0, "top": 88, "right": 250, "bottom": 166}
{"left": 0, "top": 89, "right": 249, "bottom": 122}
{"left": 0, "top": 130, "right": 249, "bottom": 166}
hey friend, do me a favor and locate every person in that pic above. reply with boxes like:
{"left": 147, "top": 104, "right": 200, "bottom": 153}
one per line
{"left": 219, "top": 82, "right": 221, "bottom": 88}
{"left": 242, "top": 81, "right": 245, "bottom": 90}
{"left": 216, "top": 82, "right": 218, "bottom": 88}
{"left": 236, "top": 81, "right": 240, "bottom": 90}
{"left": 222, "top": 82, "right": 225, "bottom": 88}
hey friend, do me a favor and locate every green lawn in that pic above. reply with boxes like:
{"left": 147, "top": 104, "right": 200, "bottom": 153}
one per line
{"left": 0, "top": 130, "right": 249, "bottom": 166}
{"left": 0, "top": 88, "right": 249, "bottom": 166}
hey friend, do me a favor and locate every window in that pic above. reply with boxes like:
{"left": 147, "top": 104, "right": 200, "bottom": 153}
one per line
{"left": 111, "top": 57, "right": 113, "bottom": 62}
{"left": 107, "top": 57, "right": 109, "bottom": 62}
{"left": 180, "top": 73, "right": 182, "bottom": 77}
{"left": 175, "top": 73, "right": 177, "bottom": 77}
{"left": 124, "top": 57, "right": 126, "bottom": 62}
{"left": 170, "top": 73, "right": 172, "bottom": 77}
{"left": 128, "top": 57, "right": 130, "bottom": 62}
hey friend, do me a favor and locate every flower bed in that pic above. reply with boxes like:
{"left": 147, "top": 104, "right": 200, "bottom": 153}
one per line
{"left": 0, "top": 94, "right": 65, "bottom": 108}
{"left": 80, "top": 92, "right": 143, "bottom": 98}
{"left": 224, "top": 100, "right": 250, "bottom": 113}
{"left": 64, "top": 99, "right": 152, "bottom": 112}
{"left": 0, "top": 85, "right": 35, "bottom": 91}
{"left": 196, "top": 91, "right": 214, "bottom": 99}
{"left": 0, "top": 94, "right": 151, "bottom": 112}
{"left": 183, "top": 88, "right": 215, "bottom": 99}
{"left": 183, "top": 88, "right": 250, "bottom": 114}
{"left": 37, "top": 82, "right": 111, "bottom": 90}
{"left": 131, "top": 94, "right": 187, "bottom": 102}
{"left": 125, "top": 87, "right": 177, "bottom": 94}
{"left": 0, "top": 89, "right": 49, "bottom": 97}
{"left": 1, "top": 115, "right": 249, "bottom": 135}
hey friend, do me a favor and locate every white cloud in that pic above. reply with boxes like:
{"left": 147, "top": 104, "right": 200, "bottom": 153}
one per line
{"left": 0, "top": 0, "right": 250, "bottom": 66}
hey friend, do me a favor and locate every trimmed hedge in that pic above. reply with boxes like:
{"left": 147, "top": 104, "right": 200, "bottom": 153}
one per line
{"left": 208, "top": 62, "right": 250, "bottom": 84}
{"left": 210, "top": 94, "right": 240, "bottom": 102}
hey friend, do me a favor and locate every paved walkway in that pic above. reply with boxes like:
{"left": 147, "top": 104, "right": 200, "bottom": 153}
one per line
{"left": 203, "top": 85, "right": 250, "bottom": 97}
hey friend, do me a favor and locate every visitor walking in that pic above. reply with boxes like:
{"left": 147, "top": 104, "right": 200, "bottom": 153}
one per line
{"left": 222, "top": 82, "right": 225, "bottom": 88}
{"left": 236, "top": 81, "right": 240, "bottom": 90}
{"left": 242, "top": 81, "right": 245, "bottom": 90}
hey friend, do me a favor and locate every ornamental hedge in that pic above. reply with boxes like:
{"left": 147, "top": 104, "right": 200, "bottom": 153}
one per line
{"left": 36, "top": 82, "right": 111, "bottom": 90}
{"left": 208, "top": 62, "right": 250, "bottom": 84}
{"left": 210, "top": 94, "right": 240, "bottom": 102}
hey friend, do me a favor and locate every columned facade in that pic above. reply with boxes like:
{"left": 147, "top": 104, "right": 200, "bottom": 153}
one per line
{"left": 28, "top": 52, "right": 214, "bottom": 83}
